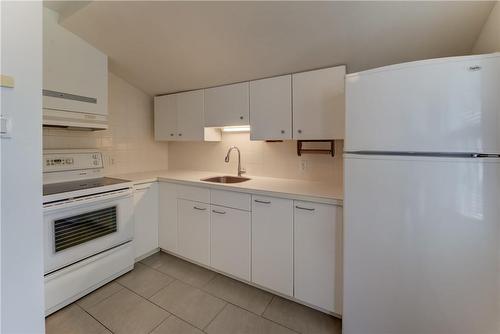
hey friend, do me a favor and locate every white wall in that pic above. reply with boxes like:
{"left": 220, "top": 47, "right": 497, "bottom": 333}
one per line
{"left": 1, "top": 1, "right": 45, "bottom": 333}
{"left": 43, "top": 72, "right": 169, "bottom": 175}
{"left": 473, "top": 1, "right": 500, "bottom": 53}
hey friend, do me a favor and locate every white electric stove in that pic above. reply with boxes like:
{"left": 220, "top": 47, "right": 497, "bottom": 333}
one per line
{"left": 43, "top": 149, "right": 135, "bottom": 315}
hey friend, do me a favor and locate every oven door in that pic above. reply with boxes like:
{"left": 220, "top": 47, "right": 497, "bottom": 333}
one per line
{"left": 43, "top": 188, "right": 134, "bottom": 274}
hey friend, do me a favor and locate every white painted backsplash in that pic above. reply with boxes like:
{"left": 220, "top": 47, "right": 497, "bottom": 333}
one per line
{"left": 168, "top": 133, "right": 343, "bottom": 184}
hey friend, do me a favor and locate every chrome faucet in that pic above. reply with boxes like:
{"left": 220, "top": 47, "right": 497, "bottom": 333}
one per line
{"left": 225, "top": 146, "right": 245, "bottom": 177}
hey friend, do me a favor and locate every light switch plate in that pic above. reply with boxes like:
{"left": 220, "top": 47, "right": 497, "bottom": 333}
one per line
{"left": 1, "top": 116, "right": 11, "bottom": 138}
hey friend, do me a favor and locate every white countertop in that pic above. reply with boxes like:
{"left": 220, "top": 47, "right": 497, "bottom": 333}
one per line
{"left": 112, "top": 170, "right": 343, "bottom": 205}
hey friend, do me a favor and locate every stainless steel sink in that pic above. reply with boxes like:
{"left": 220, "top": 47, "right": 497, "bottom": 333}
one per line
{"left": 201, "top": 176, "right": 251, "bottom": 184}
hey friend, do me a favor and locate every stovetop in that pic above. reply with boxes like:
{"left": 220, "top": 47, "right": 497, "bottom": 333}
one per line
{"left": 43, "top": 177, "right": 130, "bottom": 196}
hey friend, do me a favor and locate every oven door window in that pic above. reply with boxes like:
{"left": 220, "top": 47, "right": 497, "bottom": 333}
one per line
{"left": 54, "top": 206, "right": 117, "bottom": 252}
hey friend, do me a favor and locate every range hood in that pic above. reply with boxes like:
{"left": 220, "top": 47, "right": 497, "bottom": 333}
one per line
{"left": 43, "top": 108, "right": 108, "bottom": 131}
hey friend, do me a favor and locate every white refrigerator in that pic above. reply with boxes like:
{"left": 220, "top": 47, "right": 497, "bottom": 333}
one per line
{"left": 343, "top": 53, "right": 500, "bottom": 334}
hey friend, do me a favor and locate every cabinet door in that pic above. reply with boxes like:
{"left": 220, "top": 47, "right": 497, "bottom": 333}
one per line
{"left": 133, "top": 183, "right": 159, "bottom": 260}
{"left": 154, "top": 94, "right": 178, "bottom": 141}
{"left": 251, "top": 196, "right": 293, "bottom": 296}
{"left": 210, "top": 205, "right": 251, "bottom": 280}
{"left": 292, "top": 66, "right": 345, "bottom": 140}
{"left": 294, "top": 201, "right": 342, "bottom": 314}
{"left": 177, "top": 199, "right": 210, "bottom": 266}
{"left": 250, "top": 75, "right": 292, "bottom": 141}
{"left": 177, "top": 90, "right": 204, "bottom": 141}
{"left": 159, "top": 182, "right": 178, "bottom": 253}
{"left": 204, "top": 82, "right": 249, "bottom": 127}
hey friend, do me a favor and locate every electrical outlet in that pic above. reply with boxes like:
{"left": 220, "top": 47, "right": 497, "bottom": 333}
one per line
{"left": 299, "top": 159, "right": 308, "bottom": 172}
{"left": 103, "top": 154, "right": 115, "bottom": 166}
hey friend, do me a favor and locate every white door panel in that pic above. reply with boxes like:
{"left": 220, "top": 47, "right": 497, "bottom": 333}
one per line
{"left": 343, "top": 155, "right": 500, "bottom": 334}
{"left": 154, "top": 94, "right": 178, "bottom": 140}
{"left": 159, "top": 182, "right": 177, "bottom": 253}
{"left": 204, "top": 82, "right": 249, "bottom": 127}
{"left": 177, "top": 199, "right": 210, "bottom": 266}
{"left": 133, "top": 182, "right": 159, "bottom": 259}
{"left": 177, "top": 89, "right": 204, "bottom": 141}
{"left": 293, "top": 66, "right": 345, "bottom": 140}
{"left": 210, "top": 205, "right": 251, "bottom": 280}
{"left": 294, "top": 201, "right": 341, "bottom": 314}
{"left": 251, "top": 196, "right": 293, "bottom": 296}
{"left": 250, "top": 75, "right": 292, "bottom": 140}
{"left": 346, "top": 54, "right": 500, "bottom": 153}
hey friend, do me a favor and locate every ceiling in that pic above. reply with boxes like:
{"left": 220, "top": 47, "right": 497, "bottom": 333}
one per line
{"left": 45, "top": 1, "right": 496, "bottom": 96}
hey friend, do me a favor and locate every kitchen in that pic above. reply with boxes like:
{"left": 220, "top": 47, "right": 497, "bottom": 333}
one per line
{"left": 1, "top": 1, "right": 499, "bottom": 334}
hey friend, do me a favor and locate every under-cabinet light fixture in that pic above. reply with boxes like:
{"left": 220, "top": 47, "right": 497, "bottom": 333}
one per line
{"left": 221, "top": 126, "right": 251, "bottom": 133}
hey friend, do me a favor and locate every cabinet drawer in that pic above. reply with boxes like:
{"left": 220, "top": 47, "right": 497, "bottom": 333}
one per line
{"left": 211, "top": 189, "right": 251, "bottom": 211}
{"left": 176, "top": 184, "right": 210, "bottom": 203}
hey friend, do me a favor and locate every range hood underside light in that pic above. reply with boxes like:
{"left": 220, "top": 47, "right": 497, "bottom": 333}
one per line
{"left": 221, "top": 126, "right": 251, "bottom": 133}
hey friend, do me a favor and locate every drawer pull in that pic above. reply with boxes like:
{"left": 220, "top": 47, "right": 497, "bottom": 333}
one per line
{"left": 212, "top": 210, "right": 226, "bottom": 215}
{"left": 295, "top": 205, "right": 315, "bottom": 211}
{"left": 193, "top": 206, "right": 207, "bottom": 211}
{"left": 254, "top": 199, "right": 271, "bottom": 204}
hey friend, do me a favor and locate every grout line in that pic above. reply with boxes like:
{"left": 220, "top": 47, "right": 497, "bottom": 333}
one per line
{"left": 201, "top": 272, "right": 219, "bottom": 288}
{"left": 146, "top": 313, "right": 172, "bottom": 334}
{"left": 75, "top": 303, "right": 115, "bottom": 333}
{"left": 145, "top": 277, "right": 178, "bottom": 302}
{"left": 143, "top": 253, "right": 287, "bottom": 318}
{"left": 261, "top": 295, "right": 274, "bottom": 316}
{"left": 140, "top": 253, "right": 331, "bottom": 333}
{"left": 77, "top": 282, "right": 125, "bottom": 311}
{"left": 202, "top": 302, "right": 228, "bottom": 332}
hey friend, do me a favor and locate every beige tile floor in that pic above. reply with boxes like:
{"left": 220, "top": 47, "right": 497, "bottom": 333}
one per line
{"left": 46, "top": 252, "right": 342, "bottom": 334}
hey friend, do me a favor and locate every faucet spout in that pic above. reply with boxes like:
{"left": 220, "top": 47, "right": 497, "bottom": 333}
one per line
{"left": 225, "top": 146, "right": 245, "bottom": 177}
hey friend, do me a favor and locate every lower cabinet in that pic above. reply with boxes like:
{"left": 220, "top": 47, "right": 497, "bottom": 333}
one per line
{"left": 210, "top": 205, "right": 251, "bottom": 280}
{"left": 177, "top": 199, "right": 210, "bottom": 266}
{"left": 156, "top": 181, "right": 343, "bottom": 315}
{"left": 294, "top": 201, "right": 343, "bottom": 314}
{"left": 251, "top": 195, "right": 293, "bottom": 296}
{"left": 133, "top": 182, "right": 159, "bottom": 260}
{"left": 159, "top": 182, "right": 178, "bottom": 253}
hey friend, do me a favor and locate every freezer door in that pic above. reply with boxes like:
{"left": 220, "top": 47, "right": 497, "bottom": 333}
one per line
{"left": 343, "top": 155, "right": 500, "bottom": 334}
{"left": 345, "top": 53, "right": 500, "bottom": 153}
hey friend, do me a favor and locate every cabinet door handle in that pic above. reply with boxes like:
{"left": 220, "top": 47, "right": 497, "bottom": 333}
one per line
{"left": 295, "top": 205, "right": 315, "bottom": 211}
{"left": 212, "top": 210, "right": 226, "bottom": 215}
{"left": 193, "top": 206, "right": 206, "bottom": 211}
{"left": 254, "top": 199, "right": 271, "bottom": 204}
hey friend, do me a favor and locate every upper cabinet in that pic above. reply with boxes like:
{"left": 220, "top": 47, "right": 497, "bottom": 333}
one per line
{"left": 292, "top": 66, "right": 346, "bottom": 140}
{"left": 154, "top": 65, "right": 345, "bottom": 141}
{"left": 43, "top": 8, "right": 108, "bottom": 116}
{"left": 154, "top": 94, "right": 178, "bottom": 140}
{"left": 154, "top": 90, "right": 221, "bottom": 141}
{"left": 204, "top": 82, "right": 250, "bottom": 127}
{"left": 250, "top": 75, "right": 292, "bottom": 141}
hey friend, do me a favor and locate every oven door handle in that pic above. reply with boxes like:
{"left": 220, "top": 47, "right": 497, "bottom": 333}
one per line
{"left": 43, "top": 188, "right": 133, "bottom": 211}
